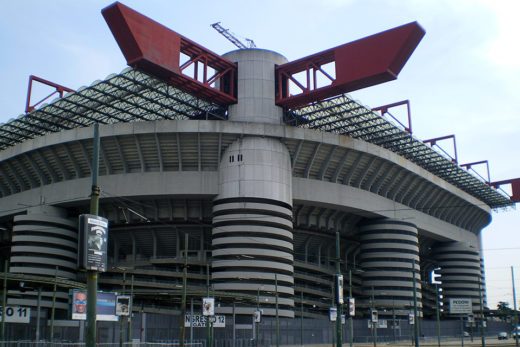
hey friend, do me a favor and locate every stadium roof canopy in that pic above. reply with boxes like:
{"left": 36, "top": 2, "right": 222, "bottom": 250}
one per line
{"left": 0, "top": 68, "right": 513, "bottom": 209}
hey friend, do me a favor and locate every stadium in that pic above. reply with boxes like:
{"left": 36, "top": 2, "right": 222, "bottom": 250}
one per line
{"left": 0, "top": 2, "right": 518, "bottom": 344}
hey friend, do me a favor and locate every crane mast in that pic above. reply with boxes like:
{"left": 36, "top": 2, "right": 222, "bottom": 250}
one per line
{"left": 211, "top": 22, "right": 256, "bottom": 49}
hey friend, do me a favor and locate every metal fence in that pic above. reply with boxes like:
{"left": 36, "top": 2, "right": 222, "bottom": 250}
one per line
{"left": 0, "top": 312, "right": 512, "bottom": 346}
{"left": 0, "top": 343, "right": 205, "bottom": 347}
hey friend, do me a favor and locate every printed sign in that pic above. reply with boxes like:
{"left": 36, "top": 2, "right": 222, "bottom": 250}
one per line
{"left": 185, "top": 315, "right": 225, "bottom": 327}
{"left": 79, "top": 214, "right": 109, "bottom": 272}
{"left": 449, "top": 298, "right": 472, "bottom": 314}
{"left": 0, "top": 306, "right": 30, "bottom": 323}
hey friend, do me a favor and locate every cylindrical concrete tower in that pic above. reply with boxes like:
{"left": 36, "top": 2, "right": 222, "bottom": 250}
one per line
{"left": 9, "top": 206, "right": 77, "bottom": 310}
{"left": 433, "top": 241, "right": 482, "bottom": 312}
{"left": 359, "top": 219, "right": 422, "bottom": 314}
{"left": 211, "top": 49, "right": 295, "bottom": 317}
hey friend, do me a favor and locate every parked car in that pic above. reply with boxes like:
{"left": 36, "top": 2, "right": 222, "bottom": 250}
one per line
{"left": 498, "top": 332, "right": 508, "bottom": 340}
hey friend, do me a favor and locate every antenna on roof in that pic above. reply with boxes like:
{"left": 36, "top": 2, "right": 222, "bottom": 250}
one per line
{"left": 211, "top": 22, "right": 256, "bottom": 49}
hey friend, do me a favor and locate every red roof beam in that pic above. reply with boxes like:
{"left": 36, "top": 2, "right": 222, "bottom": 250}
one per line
{"left": 460, "top": 160, "right": 490, "bottom": 183}
{"left": 423, "top": 134, "right": 458, "bottom": 164}
{"left": 372, "top": 100, "right": 412, "bottom": 133}
{"left": 25, "top": 75, "right": 74, "bottom": 113}
{"left": 275, "top": 22, "right": 425, "bottom": 109}
{"left": 491, "top": 178, "right": 520, "bottom": 203}
{"left": 102, "top": 2, "right": 237, "bottom": 106}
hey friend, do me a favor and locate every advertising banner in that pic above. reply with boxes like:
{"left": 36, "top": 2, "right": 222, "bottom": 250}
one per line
{"left": 71, "top": 290, "right": 118, "bottom": 321}
{"left": 79, "top": 214, "right": 109, "bottom": 272}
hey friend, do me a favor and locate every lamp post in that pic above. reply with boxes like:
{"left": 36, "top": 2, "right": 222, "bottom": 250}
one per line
{"left": 435, "top": 283, "right": 441, "bottom": 347}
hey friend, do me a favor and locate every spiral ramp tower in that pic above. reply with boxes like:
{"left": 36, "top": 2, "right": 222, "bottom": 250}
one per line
{"left": 8, "top": 206, "right": 77, "bottom": 310}
{"left": 359, "top": 219, "right": 422, "bottom": 316}
{"left": 433, "top": 242, "right": 483, "bottom": 312}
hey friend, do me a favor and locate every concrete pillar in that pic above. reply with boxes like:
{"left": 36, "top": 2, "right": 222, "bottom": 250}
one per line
{"left": 433, "top": 241, "right": 482, "bottom": 312}
{"left": 8, "top": 205, "right": 77, "bottom": 311}
{"left": 212, "top": 49, "right": 294, "bottom": 317}
{"left": 359, "top": 218, "right": 422, "bottom": 315}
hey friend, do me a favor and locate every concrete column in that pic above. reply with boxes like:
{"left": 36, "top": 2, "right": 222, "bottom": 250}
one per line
{"left": 433, "top": 241, "right": 482, "bottom": 312}
{"left": 8, "top": 205, "right": 77, "bottom": 311}
{"left": 212, "top": 49, "right": 294, "bottom": 317}
{"left": 359, "top": 218, "right": 422, "bottom": 315}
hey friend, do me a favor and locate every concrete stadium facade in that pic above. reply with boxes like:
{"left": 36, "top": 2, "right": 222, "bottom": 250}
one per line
{"left": 0, "top": 48, "right": 502, "bottom": 324}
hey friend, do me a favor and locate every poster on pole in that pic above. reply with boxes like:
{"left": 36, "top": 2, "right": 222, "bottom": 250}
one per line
{"left": 202, "top": 297, "right": 215, "bottom": 316}
{"left": 78, "top": 214, "right": 109, "bottom": 272}
{"left": 116, "top": 295, "right": 131, "bottom": 316}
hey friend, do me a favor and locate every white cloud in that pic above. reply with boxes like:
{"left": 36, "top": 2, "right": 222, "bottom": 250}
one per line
{"left": 480, "top": 0, "right": 520, "bottom": 70}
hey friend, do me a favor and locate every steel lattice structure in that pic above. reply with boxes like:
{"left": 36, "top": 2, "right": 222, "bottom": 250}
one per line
{"left": 286, "top": 94, "right": 512, "bottom": 208}
{"left": 0, "top": 68, "right": 227, "bottom": 151}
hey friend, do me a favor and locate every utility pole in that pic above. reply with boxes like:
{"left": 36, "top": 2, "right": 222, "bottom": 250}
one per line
{"left": 180, "top": 234, "right": 188, "bottom": 347}
{"left": 371, "top": 287, "right": 376, "bottom": 347}
{"left": 1, "top": 261, "right": 8, "bottom": 341}
{"left": 412, "top": 259, "right": 420, "bottom": 347}
{"left": 119, "top": 271, "right": 126, "bottom": 347}
{"left": 128, "top": 274, "right": 134, "bottom": 343}
{"left": 50, "top": 266, "right": 58, "bottom": 342}
{"left": 478, "top": 280, "right": 485, "bottom": 347}
{"left": 335, "top": 231, "right": 343, "bottom": 347}
{"left": 86, "top": 123, "right": 100, "bottom": 347}
{"left": 275, "top": 273, "right": 280, "bottom": 347}
{"left": 206, "top": 261, "right": 212, "bottom": 347}
{"left": 349, "top": 269, "right": 354, "bottom": 347}
{"left": 512, "top": 266, "right": 519, "bottom": 347}
{"left": 300, "top": 291, "right": 304, "bottom": 347}
{"left": 256, "top": 287, "right": 260, "bottom": 347}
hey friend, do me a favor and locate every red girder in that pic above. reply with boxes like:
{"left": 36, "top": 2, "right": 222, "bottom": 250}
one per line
{"left": 25, "top": 75, "right": 74, "bottom": 113}
{"left": 423, "top": 134, "right": 458, "bottom": 163}
{"left": 491, "top": 178, "right": 520, "bottom": 203}
{"left": 372, "top": 100, "right": 412, "bottom": 133}
{"left": 102, "top": 2, "right": 237, "bottom": 106}
{"left": 275, "top": 22, "right": 425, "bottom": 109}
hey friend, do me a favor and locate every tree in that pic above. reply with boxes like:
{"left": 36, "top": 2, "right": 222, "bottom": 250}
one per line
{"left": 497, "top": 301, "right": 514, "bottom": 321}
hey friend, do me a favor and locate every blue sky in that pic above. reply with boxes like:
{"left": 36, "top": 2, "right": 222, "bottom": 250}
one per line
{"left": 1, "top": 0, "right": 519, "bottom": 309}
